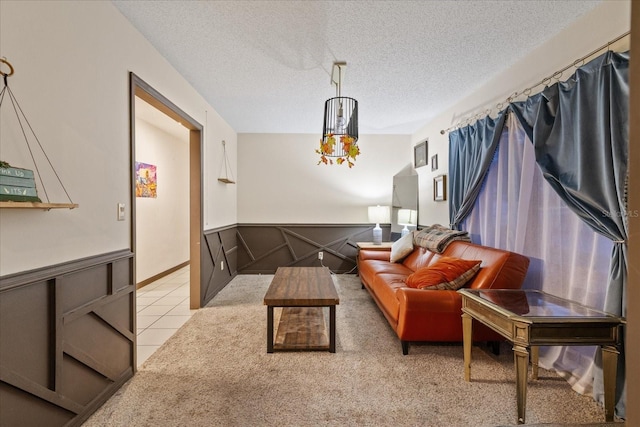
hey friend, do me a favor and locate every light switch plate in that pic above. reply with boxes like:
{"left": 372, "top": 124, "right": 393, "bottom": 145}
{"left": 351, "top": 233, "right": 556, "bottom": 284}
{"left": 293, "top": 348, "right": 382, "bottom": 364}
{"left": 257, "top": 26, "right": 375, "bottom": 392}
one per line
{"left": 117, "top": 203, "right": 125, "bottom": 221}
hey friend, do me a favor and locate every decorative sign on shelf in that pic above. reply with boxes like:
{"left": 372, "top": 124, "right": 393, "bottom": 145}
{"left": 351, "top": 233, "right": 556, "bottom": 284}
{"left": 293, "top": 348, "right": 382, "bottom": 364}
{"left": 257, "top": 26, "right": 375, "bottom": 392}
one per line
{"left": 0, "top": 165, "right": 42, "bottom": 203}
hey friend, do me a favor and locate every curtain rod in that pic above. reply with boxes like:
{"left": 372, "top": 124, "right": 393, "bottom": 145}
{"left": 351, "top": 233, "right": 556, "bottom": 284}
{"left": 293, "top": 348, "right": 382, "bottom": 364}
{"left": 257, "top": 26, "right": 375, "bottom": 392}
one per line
{"left": 440, "top": 30, "right": 630, "bottom": 135}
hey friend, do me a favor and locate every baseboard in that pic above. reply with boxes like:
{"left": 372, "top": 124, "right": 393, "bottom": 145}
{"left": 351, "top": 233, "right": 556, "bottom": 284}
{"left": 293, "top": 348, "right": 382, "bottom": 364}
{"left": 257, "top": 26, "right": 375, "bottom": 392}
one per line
{"left": 136, "top": 260, "right": 190, "bottom": 289}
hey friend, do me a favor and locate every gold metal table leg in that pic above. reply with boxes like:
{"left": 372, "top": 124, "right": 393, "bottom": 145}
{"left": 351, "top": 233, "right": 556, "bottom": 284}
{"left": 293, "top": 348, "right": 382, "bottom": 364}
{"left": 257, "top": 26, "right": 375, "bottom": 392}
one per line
{"left": 530, "top": 346, "right": 539, "bottom": 380}
{"left": 601, "top": 345, "right": 619, "bottom": 422}
{"left": 462, "top": 312, "right": 472, "bottom": 381}
{"left": 513, "top": 344, "right": 529, "bottom": 425}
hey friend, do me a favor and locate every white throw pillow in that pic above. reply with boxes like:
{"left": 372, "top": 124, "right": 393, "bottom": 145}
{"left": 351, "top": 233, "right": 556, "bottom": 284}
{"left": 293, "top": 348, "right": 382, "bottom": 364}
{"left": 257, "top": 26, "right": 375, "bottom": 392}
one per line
{"left": 390, "top": 232, "right": 414, "bottom": 263}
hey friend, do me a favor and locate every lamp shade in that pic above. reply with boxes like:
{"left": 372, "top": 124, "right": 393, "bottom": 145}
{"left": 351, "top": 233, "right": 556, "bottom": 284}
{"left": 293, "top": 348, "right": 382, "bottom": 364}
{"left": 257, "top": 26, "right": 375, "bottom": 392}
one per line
{"left": 368, "top": 205, "right": 390, "bottom": 225}
{"left": 397, "top": 209, "right": 417, "bottom": 226}
{"left": 323, "top": 96, "right": 359, "bottom": 150}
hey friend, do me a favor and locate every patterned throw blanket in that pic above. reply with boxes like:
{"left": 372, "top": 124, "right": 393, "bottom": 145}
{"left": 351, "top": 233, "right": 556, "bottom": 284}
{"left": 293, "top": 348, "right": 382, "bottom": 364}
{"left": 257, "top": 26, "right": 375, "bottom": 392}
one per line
{"left": 413, "top": 224, "right": 471, "bottom": 254}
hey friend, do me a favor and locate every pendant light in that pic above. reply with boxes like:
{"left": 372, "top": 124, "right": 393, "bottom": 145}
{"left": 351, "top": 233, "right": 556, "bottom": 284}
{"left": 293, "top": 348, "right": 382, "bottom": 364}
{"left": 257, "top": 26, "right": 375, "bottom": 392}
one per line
{"left": 317, "top": 61, "right": 359, "bottom": 167}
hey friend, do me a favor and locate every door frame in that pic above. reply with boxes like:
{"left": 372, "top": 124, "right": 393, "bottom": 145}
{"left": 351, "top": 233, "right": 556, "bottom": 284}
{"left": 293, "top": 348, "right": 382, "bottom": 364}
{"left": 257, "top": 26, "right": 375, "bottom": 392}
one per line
{"left": 129, "top": 72, "right": 203, "bottom": 309}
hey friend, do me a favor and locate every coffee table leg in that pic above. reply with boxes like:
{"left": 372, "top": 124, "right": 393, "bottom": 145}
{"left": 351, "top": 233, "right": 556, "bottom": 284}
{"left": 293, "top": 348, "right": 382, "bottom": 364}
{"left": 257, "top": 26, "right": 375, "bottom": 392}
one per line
{"left": 462, "top": 313, "right": 472, "bottom": 381}
{"left": 602, "top": 345, "right": 619, "bottom": 422}
{"left": 329, "top": 305, "right": 336, "bottom": 353}
{"left": 513, "top": 344, "right": 529, "bottom": 425}
{"left": 530, "top": 346, "right": 539, "bottom": 380}
{"left": 267, "top": 306, "right": 274, "bottom": 353}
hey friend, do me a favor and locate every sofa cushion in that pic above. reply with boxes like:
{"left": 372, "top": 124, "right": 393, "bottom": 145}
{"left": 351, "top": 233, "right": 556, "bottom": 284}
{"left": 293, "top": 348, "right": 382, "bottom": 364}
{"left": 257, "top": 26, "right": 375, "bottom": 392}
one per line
{"left": 371, "top": 273, "right": 408, "bottom": 321}
{"left": 405, "top": 256, "right": 481, "bottom": 290}
{"left": 390, "top": 233, "right": 413, "bottom": 263}
{"left": 441, "top": 241, "right": 531, "bottom": 290}
{"left": 402, "top": 246, "right": 437, "bottom": 272}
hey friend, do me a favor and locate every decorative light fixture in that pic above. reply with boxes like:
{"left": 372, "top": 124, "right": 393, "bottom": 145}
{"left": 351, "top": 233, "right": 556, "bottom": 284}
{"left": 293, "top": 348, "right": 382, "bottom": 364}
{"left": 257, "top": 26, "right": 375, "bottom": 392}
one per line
{"left": 368, "top": 205, "right": 390, "bottom": 245}
{"left": 397, "top": 209, "right": 417, "bottom": 237}
{"left": 317, "top": 61, "right": 359, "bottom": 167}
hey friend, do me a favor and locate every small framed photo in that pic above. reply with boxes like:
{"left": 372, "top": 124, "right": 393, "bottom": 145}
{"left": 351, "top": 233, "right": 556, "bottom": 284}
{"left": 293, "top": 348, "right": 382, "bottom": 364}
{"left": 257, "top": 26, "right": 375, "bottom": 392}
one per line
{"left": 414, "top": 140, "right": 428, "bottom": 168}
{"left": 434, "top": 174, "right": 447, "bottom": 201}
{"left": 431, "top": 154, "right": 438, "bottom": 171}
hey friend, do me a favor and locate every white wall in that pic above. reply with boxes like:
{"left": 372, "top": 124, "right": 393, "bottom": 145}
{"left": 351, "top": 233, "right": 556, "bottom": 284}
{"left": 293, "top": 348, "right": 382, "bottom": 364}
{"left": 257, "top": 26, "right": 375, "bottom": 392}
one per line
{"left": 135, "top": 117, "right": 189, "bottom": 283}
{"left": 0, "top": 0, "right": 237, "bottom": 275}
{"left": 412, "top": 0, "right": 631, "bottom": 227}
{"left": 238, "top": 133, "right": 412, "bottom": 224}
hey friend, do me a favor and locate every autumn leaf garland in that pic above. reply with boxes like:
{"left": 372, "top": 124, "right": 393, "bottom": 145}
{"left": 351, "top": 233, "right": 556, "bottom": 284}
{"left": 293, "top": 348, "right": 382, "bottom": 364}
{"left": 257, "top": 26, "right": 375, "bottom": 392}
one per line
{"left": 316, "top": 134, "right": 360, "bottom": 168}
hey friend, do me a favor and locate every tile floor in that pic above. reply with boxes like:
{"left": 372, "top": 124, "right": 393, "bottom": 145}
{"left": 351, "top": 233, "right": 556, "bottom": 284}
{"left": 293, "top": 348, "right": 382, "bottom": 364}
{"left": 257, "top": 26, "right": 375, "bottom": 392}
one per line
{"left": 136, "top": 265, "right": 197, "bottom": 367}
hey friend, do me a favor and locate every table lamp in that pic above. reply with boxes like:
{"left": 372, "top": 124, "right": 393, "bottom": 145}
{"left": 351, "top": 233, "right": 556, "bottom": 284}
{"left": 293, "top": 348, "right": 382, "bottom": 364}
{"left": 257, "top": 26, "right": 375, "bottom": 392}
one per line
{"left": 397, "top": 209, "right": 417, "bottom": 237}
{"left": 368, "top": 205, "right": 390, "bottom": 245}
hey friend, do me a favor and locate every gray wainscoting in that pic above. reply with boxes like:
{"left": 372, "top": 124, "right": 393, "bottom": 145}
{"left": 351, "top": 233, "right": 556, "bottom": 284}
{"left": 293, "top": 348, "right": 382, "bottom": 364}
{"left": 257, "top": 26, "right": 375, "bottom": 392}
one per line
{"left": 202, "top": 225, "right": 238, "bottom": 305}
{"left": 236, "top": 223, "right": 386, "bottom": 274}
{"left": 201, "top": 223, "right": 384, "bottom": 301}
{"left": 0, "top": 250, "right": 134, "bottom": 427}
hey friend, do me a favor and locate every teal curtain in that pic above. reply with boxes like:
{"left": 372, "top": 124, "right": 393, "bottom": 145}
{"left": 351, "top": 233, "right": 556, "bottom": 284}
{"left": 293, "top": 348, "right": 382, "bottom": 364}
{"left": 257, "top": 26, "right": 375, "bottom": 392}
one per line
{"left": 509, "top": 50, "right": 629, "bottom": 416}
{"left": 448, "top": 111, "right": 506, "bottom": 229}
{"left": 448, "top": 50, "right": 629, "bottom": 417}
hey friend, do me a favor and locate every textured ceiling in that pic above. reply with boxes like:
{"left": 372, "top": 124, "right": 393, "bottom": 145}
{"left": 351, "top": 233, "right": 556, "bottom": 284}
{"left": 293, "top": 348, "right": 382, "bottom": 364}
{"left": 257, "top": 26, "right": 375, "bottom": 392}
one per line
{"left": 113, "top": 0, "right": 602, "bottom": 135}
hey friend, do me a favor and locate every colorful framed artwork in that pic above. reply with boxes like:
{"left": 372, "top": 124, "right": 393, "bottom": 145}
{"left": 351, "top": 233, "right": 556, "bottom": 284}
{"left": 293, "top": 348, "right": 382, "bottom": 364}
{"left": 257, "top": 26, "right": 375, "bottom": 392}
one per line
{"left": 135, "top": 162, "right": 157, "bottom": 198}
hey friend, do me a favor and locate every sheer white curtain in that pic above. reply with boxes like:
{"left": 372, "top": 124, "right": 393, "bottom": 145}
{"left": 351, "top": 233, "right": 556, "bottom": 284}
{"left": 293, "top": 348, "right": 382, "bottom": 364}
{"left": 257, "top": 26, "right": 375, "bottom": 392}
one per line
{"left": 462, "top": 113, "right": 613, "bottom": 397}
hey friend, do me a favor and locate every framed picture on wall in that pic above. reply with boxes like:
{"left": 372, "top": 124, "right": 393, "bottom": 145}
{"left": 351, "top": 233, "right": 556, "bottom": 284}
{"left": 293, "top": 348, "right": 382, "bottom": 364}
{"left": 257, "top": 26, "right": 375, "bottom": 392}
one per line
{"left": 431, "top": 154, "right": 438, "bottom": 171}
{"left": 414, "top": 140, "right": 427, "bottom": 168}
{"left": 434, "top": 174, "right": 447, "bottom": 201}
{"left": 135, "top": 162, "right": 158, "bottom": 198}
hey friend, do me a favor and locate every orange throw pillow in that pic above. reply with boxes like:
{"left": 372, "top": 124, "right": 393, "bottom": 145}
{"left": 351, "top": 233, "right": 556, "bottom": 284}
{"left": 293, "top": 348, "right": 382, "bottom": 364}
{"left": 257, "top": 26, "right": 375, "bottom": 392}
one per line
{"left": 406, "top": 256, "right": 481, "bottom": 290}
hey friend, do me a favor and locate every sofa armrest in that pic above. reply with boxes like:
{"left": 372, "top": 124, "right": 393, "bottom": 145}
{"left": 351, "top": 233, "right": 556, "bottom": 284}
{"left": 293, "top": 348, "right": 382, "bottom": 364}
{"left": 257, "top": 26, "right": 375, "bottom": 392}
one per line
{"left": 396, "top": 287, "right": 462, "bottom": 313}
{"left": 358, "top": 249, "right": 391, "bottom": 262}
{"left": 395, "top": 287, "right": 465, "bottom": 341}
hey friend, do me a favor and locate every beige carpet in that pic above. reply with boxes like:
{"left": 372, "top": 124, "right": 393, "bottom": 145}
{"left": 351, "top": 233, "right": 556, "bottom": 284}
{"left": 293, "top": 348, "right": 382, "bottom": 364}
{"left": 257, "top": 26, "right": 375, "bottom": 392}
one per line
{"left": 84, "top": 274, "right": 611, "bottom": 427}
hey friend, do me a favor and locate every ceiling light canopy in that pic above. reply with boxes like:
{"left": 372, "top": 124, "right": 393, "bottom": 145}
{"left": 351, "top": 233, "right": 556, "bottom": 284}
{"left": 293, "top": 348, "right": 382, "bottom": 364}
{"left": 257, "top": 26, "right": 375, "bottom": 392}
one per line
{"left": 317, "top": 61, "right": 359, "bottom": 167}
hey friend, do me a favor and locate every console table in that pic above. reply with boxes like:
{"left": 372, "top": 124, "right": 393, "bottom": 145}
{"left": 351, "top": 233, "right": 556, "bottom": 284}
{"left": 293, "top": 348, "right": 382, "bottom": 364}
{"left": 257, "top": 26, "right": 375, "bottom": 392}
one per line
{"left": 459, "top": 289, "right": 623, "bottom": 425}
{"left": 356, "top": 241, "right": 394, "bottom": 250}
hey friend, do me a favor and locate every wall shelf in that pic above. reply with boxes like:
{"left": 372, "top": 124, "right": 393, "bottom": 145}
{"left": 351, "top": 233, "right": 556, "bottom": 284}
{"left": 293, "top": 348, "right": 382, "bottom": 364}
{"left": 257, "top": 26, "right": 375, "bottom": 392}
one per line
{"left": 1, "top": 57, "right": 78, "bottom": 210}
{"left": 0, "top": 201, "right": 79, "bottom": 210}
{"left": 218, "top": 140, "right": 235, "bottom": 184}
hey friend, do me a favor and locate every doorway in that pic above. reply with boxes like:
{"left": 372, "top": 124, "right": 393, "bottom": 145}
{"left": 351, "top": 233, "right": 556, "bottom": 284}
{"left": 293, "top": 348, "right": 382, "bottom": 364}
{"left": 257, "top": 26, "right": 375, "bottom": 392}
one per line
{"left": 129, "top": 73, "right": 203, "bottom": 310}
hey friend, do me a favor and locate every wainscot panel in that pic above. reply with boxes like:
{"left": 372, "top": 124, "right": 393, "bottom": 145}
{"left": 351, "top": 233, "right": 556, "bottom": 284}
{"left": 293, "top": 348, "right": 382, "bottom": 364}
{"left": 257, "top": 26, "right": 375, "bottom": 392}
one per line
{"left": 202, "top": 225, "right": 238, "bottom": 306}
{"left": 0, "top": 250, "right": 134, "bottom": 427}
{"left": 236, "top": 224, "right": 388, "bottom": 274}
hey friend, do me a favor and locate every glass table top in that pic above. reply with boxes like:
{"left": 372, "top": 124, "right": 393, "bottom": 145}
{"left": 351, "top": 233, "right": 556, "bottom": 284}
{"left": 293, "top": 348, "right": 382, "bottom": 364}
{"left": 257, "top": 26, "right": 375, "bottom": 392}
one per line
{"left": 461, "top": 289, "right": 620, "bottom": 319}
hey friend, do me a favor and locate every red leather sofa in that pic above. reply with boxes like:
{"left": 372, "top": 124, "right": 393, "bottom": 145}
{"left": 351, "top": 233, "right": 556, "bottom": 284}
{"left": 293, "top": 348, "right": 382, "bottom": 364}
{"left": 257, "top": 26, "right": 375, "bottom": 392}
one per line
{"left": 357, "top": 240, "right": 530, "bottom": 354}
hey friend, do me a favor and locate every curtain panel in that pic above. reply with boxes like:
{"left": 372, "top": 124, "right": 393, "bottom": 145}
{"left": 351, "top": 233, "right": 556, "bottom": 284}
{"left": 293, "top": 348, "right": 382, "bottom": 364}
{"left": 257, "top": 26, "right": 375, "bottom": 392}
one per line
{"left": 509, "top": 50, "right": 629, "bottom": 417}
{"left": 448, "top": 50, "right": 629, "bottom": 417}
{"left": 462, "top": 114, "right": 616, "bottom": 414}
{"left": 448, "top": 112, "right": 506, "bottom": 229}
{"left": 509, "top": 50, "right": 630, "bottom": 316}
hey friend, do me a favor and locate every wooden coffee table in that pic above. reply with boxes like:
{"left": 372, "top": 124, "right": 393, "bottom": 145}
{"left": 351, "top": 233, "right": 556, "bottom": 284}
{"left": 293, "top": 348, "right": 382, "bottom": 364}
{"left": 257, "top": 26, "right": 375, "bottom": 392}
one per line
{"left": 459, "top": 289, "right": 624, "bottom": 425}
{"left": 263, "top": 267, "right": 339, "bottom": 353}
